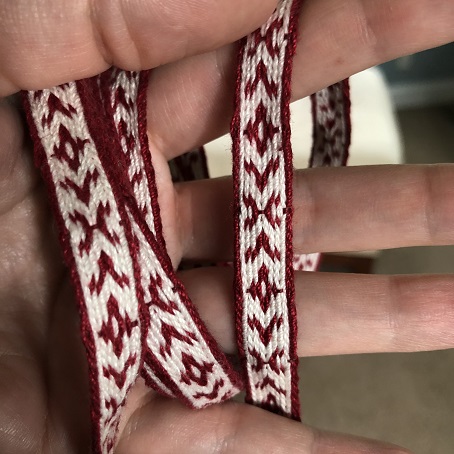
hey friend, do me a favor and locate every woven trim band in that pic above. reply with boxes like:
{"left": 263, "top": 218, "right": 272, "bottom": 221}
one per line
{"left": 23, "top": 1, "right": 350, "bottom": 452}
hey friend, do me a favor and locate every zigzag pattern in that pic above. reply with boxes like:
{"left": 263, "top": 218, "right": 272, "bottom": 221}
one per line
{"left": 107, "top": 69, "right": 157, "bottom": 232}
{"left": 311, "top": 81, "right": 351, "bottom": 167}
{"left": 24, "top": 2, "right": 351, "bottom": 452}
{"left": 26, "top": 84, "right": 143, "bottom": 454}
{"left": 104, "top": 69, "right": 242, "bottom": 406}
{"left": 233, "top": 0, "right": 301, "bottom": 419}
{"left": 130, "top": 212, "right": 242, "bottom": 406}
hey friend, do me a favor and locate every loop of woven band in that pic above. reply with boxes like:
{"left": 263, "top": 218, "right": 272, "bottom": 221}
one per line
{"left": 98, "top": 69, "right": 243, "bottom": 408}
{"left": 293, "top": 80, "right": 351, "bottom": 271}
{"left": 311, "top": 80, "right": 351, "bottom": 167}
{"left": 231, "top": 0, "right": 303, "bottom": 419}
{"left": 23, "top": 2, "right": 351, "bottom": 452}
{"left": 24, "top": 82, "right": 144, "bottom": 453}
{"left": 24, "top": 71, "right": 242, "bottom": 454}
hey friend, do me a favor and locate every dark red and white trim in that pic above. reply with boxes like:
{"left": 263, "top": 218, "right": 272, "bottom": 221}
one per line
{"left": 24, "top": 82, "right": 143, "bottom": 453}
{"left": 23, "top": 2, "right": 351, "bottom": 452}
{"left": 231, "top": 0, "right": 303, "bottom": 419}
{"left": 24, "top": 71, "right": 242, "bottom": 454}
{"left": 310, "top": 80, "right": 351, "bottom": 168}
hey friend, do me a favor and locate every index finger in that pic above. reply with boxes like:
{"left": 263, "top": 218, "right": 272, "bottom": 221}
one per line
{"left": 146, "top": 0, "right": 454, "bottom": 159}
{"left": 116, "top": 396, "right": 411, "bottom": 454}
{"left": 0, "top": 0, "right": 278, "bottom": 96}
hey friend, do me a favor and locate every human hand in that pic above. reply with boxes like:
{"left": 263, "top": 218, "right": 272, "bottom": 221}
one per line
{"left": 1, "top": 1, "right": 454, "bottom": 453}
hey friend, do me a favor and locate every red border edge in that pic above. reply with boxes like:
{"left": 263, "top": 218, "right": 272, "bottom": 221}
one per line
{"left": 21, "top": 91, "right": 104, "bottom": 453}
{"left": 282, "top": 0, "right": 303, "bottom": 421}
{"left": 230, "top": 37, "right": 251, "bottom": 402}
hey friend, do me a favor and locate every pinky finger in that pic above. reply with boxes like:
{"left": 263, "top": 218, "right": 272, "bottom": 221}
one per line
{"left": 116, "top": 397, "right": 411, "bottom": 454}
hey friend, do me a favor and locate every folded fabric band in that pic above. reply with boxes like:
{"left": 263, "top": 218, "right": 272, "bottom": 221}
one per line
{"left": 23, "top": 1, "right": 350, "bottom": 452}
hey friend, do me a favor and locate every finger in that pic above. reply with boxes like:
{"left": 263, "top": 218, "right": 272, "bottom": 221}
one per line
{"left": 0, "top": 0, "right": 277, "bottom": 96}
{"left": 293, "top": 0, "right": 454, "bottom": 99}
{"left": 176, "top": 165, "right": 454, "bottom": 260}
{"left": 0, "top": 97, "right": 37, "bottom": 215}
{"left": 117, "top": 396, "right": 410, "bottom": 454}
{"left": 178, "top": 267, "right": 454, "bottom": 357}
{"left": 147, "top": 0, "right": 454, "bottom": 159}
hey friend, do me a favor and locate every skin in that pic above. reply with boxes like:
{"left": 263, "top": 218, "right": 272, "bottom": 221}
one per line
{"left": 0, "top": 0, "right": 454, "bottom": 452}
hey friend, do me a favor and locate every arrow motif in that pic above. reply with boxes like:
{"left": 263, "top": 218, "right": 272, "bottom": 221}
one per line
{"left": 248, "top": 315, "right": 283, "bottom": 347}
{"left": 60, "top": 169, "right": 99, "bottom": 206}
{"left": 247, "top": 18, "right": 284, "bottom": 59}
{"left": 244, "top": 157, "right": 280, "bottom": 192}
{"left": 193, "top": 379, "right": 225, "bottom": 400}
{"left": 52, "top": 123, "right": 89, "bottom": 172}
{"left": 256, "top": 376, "right": 286, "bottom": 395}
{"left": 245, "top": 230, "right": 281, "bottom": 262}
{"left": 102, "top": 354, "right": 137, "bottom": 389}
{"left": 89, "top": 251, "right": 130, "bottom": 295}
{"left": 180, "top": 353, "right": 214, "bottom": 387}
{"left": 69, "top": 202, "right": 120, "bottom": 255}
{"left": 159, "top": 322, "right": 197, "bottom": 357}
{"left": 42, "top": 92, "right": 77, "bottom": 127}
{"left": 98, "top": 295, "right": 139, "bottom": 357}
{"left": 245, "top": 60, "right": 279, "bottom": 99}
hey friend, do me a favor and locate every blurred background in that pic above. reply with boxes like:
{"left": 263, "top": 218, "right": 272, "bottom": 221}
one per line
{"left": 301, "top": 42, "right": 454, "bottom": 454}
{"left": 202, "top": 42, "right": 454, "bottom": 453}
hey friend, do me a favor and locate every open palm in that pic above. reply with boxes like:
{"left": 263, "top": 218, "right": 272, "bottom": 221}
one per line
{"left": 1, "top": 1, "right": 454, "bottom": 453}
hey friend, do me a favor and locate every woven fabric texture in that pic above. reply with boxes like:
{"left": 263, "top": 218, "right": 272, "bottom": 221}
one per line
{"left": 23, "top": 1, "right": 350, "bottom": 452}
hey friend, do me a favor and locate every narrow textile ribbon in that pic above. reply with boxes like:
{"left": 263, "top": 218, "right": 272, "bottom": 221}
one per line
{"left": 231, "top": 0, "right": 350, "bottom": 420}
{"left": 23, "top": 1, "right": 350, "bottom": 452}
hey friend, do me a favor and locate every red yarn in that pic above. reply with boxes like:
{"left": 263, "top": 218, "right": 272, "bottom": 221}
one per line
{"left": 22, "top": 1, "right": 351, "bottom": 452}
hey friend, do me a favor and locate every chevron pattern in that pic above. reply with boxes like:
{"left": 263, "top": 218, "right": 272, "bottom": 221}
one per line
{"left": 24, "top": 1, "right": 350, "bottom": 452}
{"left": 103, "top": 69, "right": 243, "bottom": 407}
{"left": 231, "top": 1, "right": 350, "bottom": 419}
{"left": 25, "top": 72, "right": 242, "bottom": 454}
{"left": 311, "top": 80, "right": 351, "bottom": 167}
{"left": 232, "top": 0, "right": 302, "bottom": 419}
{"left": 26, "top": 83, "right": 143, "bottom": 453}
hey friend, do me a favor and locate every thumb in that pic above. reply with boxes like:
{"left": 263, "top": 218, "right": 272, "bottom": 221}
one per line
{"left": 0, "top": 0, "right": 278, "bottom": 96}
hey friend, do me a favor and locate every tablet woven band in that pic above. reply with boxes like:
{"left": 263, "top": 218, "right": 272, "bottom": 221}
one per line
{"left": 23, "top": 1, "right": 350, "bottom": 451}
{"left": 231, "top": 0, "right": 302, "bottom": 419}
{"left": 24, "top": 74, "right": 242, "bottom": 454}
